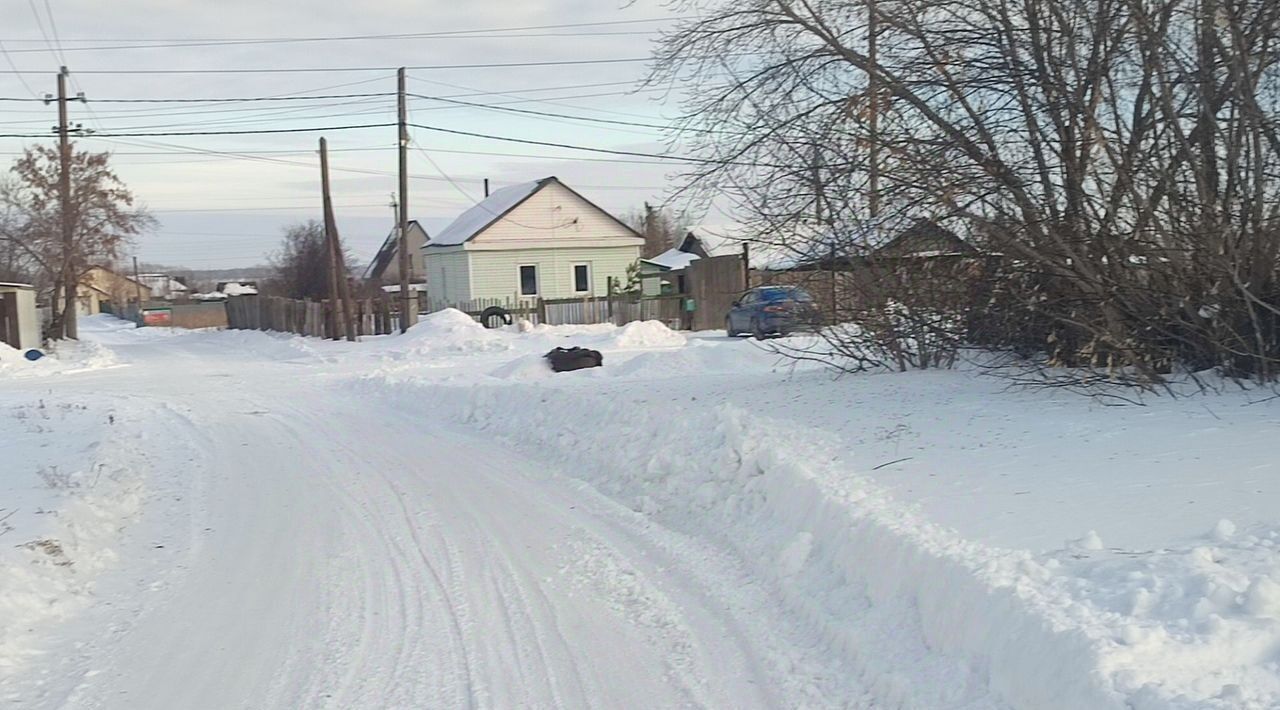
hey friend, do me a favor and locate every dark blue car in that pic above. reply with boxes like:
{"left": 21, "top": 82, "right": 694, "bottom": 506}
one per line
{"left": 725, "top": 286, "right": 818, "bottom": 338}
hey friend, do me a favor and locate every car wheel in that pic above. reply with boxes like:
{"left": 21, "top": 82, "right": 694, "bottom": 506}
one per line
{"left": 751, "top": 318, "right": 767, "bottom": 340}
{"left": 726, "top": 317, "right": 738, "bottom": 337}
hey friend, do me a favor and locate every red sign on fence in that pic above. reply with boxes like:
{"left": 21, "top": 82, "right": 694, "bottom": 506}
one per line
{"left": 142, "top": 308, "right": 172, "bottom": 326}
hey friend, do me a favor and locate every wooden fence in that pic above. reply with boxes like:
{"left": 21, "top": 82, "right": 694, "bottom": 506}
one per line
{"left": 225, "top": 295, "right": 404, "bottom": 337}
{"left": 424, "top": 294, "right": 687, "bottom": 329}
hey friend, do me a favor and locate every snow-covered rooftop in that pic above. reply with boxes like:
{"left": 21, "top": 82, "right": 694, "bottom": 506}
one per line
{"left": 642, "top": 248, "right": 701, "bottom": 271}
{"left": 427, "top": 179, "right": 545, "bottom": 247}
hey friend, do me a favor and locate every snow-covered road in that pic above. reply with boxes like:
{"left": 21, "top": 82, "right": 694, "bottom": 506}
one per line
{"left": 8, "top": 313, "right": 1280, "bottom": 709}
{"left": 6, "top": 325, "right": 847, "bottom": 709}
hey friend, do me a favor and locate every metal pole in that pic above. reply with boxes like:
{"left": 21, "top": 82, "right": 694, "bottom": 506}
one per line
{"left": 397, "top": 67, "right": 413, "bottom": 333}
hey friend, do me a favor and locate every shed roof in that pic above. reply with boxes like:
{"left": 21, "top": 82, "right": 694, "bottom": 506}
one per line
{"left": 0, "top": 282, "right": 35, "bottom": 290}
{"left": 642, "top": 248, "right": 701, "bottom": 271}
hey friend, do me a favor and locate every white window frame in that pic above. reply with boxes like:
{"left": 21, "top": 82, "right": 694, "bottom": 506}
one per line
{"left": 517, "top": 263, "right": 540, "bottom": 297}
{"left": 571, "top": 262, "right": 592, "bottom": 295}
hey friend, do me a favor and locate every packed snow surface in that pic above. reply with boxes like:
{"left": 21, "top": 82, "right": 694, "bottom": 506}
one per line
{"left": 2, "top": 313, "right": 1278, "bottom": 709}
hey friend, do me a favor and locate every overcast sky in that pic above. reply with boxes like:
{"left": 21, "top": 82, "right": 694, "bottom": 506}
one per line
{"left": 0, "top": 0, "right": 689, "bottom": 270}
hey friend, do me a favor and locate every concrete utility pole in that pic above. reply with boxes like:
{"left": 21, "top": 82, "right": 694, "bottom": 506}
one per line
{"left": 318, "top": 137, "right": 356, "bottom": 342}
{"left": 396, "top": 67, "right": 414, "bottom": 333}
{"left": 48, "top": 67, "right": 85, "bottom": 339}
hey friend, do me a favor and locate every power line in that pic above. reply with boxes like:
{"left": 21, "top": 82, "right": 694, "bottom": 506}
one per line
{"left": 24, "top": 0, "right": 65, "bottom": 65}
{"left": 408, "top": 92, "right": 718, "bottom": 134}
{"left": 0, "top": 18, "right": 668, "bottom": 46}
{"left": 1, "top": 57, "right": 653, "bottom": 75}
{"left": 0, "top": 31, "right": 658, "bottom": 54}
{"left": 0, "top": 80, "right": 647, "bottom": 109}
{"left": 39, "top": 0, "right": 68, "bottom": 64}
{"left": 0, "top": 122, "right": 395, "bottom": 138}
{"left": 407, "top": 123, "right": 739, "bottom": 165}
{"left": 0, "top": 40, "right": 40, "bottom": 98}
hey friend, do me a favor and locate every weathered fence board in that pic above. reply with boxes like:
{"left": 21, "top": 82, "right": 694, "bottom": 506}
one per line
{"left": 224, "top": 294, "right": 400, "bottom": 339}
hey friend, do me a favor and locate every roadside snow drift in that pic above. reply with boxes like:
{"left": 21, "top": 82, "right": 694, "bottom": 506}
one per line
{"left": 4, "top": 314, "right": 1279, "bottom": 709}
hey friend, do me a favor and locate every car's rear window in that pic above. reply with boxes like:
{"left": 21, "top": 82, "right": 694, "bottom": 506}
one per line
{"left": 760, "top": 287, "right": 812, "bottom": 302}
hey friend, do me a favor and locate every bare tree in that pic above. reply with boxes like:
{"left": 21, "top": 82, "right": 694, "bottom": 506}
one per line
{"left": 0, "top": 144, "right": 153, "bottom": 338}
{"left": 624, "top": 203, "right": 690, "bottom": 258}
{"left": 268, "top": 221, "right": 351, "bottom": 301}
{"left": 653, "top": 0, "right": 1280, "bottom": 389}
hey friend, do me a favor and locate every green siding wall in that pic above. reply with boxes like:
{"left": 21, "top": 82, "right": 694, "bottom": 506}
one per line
{"left": 467, "top": 246, "right": 639, "bottom": 301}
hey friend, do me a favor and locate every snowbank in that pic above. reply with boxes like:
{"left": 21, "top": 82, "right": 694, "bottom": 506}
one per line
{"left": 0, "top": 338, "right": 119, "bottom": 378}
{"left": 0, "top": 395, "right": 153, "bottom": 676}
{"left": 350, "top": 369, "right": 1280, "bottom": 709}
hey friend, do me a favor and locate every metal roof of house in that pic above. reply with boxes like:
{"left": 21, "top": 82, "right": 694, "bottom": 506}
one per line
{"left": 0, "top": 282, "right": 34, "bottom": 289}
{"left": 425, "top": 176, "right": 642, "bottom": 248}
{"left": 427, "top": 179, "right": 546, "bottom": 247}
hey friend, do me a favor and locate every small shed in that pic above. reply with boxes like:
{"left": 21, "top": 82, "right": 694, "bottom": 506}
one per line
{"left": 0, "top": 282, "right": 41, "bottom": 350}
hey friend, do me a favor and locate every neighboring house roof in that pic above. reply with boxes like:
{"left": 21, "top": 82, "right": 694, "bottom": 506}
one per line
{"left": 363, "top": 220, "right": 429, "bottom": 279}
{"left": 426, "top": 176, "right": 641, "bottom": 248}
{"left": 874, "top": 219, "right": 974, "bottom": 258}
{"left": 219, "top": 282, "right": 258, "bottom": 296}
{"left": 136, "top": 273, "right": 190, "bottom": 294}
{"left": 81, "top": 265, "right": 151, "bottom": 295}
{"left": 0, "top": 282, "right": 34, "bottom": 290}
{"left": 642, "top": 247, "right": 701, "bottom": 271}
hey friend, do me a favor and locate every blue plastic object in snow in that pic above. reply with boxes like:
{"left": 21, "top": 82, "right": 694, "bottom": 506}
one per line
{"left": 23, "top": 349, "right": 43, "bottom": 361}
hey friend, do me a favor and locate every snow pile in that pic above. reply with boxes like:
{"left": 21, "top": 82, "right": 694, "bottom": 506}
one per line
{"left": 220, "top": 282, "right": 257, "bottom": 296}
{"left": 0, "top": 396, "right": 150, "bottom": 677}
{"left": 0, "top": 338, "right": 119, "bottom": 378}
{"left": 605, "top": 320, "right": 686, "bottom": 349}
{"left": 352, "top": 370, "right": 1280, "bottom": 709}
{"left": 389, "top": 308, "right": 510, "bottom": 357}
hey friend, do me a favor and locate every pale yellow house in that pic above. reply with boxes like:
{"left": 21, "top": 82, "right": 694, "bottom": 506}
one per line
{"left": 423, "top": 177, "right": 643, "bottom": 307}
{"left": 77, "top": 265, "right": 152, "bottom": 317}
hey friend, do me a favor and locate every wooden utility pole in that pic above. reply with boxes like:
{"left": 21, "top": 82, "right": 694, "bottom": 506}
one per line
{"left": 49, "top": 67, "right": 84, "bottom": 339}
{"left": 867, "top": 0, "right": 881, "bottom": 219}
{"left": 396, "top": 67, "right": 414, "bottom": 333}
{"left": 319, "top": 137, "right": 356, "bottom": 342}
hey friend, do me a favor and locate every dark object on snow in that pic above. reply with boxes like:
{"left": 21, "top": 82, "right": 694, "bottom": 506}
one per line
{"left": 544, "top": 346, "right": 603, "bottom": 372}
{"left": 23, "top": 349, "right": 43, "bottom": 361}
{"left": 479, "top": 306, "right": 513, "bottom": 329}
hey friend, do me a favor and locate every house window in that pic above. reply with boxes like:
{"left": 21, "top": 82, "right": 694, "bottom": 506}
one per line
{"left": 519, "top": 264, "right": 539, "bottom": 296}
{"left": 572, "top": 263, "right": 591, "bottom": 294}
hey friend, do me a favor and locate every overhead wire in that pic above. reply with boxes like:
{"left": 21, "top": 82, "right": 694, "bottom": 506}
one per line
{"left": 2, "top": 57, "right": 654, "bottom": 75}
{"left": 0, "top": 18, "right": 668, "bottom": 49}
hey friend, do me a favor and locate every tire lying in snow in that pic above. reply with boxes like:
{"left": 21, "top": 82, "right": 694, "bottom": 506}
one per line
{"left": 479, "top": 306, "right": 513, "bottom": 329}
{"left": 544, "top": 346, "right": 603, "bottom": 372}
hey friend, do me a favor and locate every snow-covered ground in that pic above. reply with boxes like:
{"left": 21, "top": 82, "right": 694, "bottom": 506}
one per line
{"left": 2, "top": 312, "right": 1278, "bottom": 709}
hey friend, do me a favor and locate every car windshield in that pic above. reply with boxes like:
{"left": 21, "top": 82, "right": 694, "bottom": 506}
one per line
{"left": 759, "top": 287, "right": 812, "bottom": 302}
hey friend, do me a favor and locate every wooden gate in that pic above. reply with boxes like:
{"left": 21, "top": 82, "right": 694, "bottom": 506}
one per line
{"left": 687, "top": 254, "right": 746, "bottom": 331}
